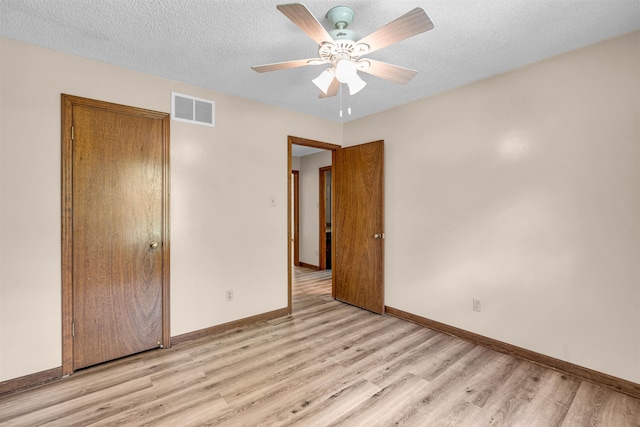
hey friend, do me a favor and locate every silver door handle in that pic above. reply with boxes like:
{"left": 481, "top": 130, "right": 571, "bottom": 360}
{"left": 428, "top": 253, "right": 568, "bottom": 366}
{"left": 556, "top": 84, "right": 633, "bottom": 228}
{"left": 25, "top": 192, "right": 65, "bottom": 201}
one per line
{"left": 373, "top": 233, "right": 382, "bottom": 239}
{"left": 150, "top": 241, "right": 159, "bottom": 249}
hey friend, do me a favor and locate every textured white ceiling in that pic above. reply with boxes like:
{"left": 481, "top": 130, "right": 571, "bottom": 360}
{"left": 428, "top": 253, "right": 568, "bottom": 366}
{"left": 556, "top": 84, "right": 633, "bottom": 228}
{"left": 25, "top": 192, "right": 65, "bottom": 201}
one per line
{"left": 1, "top": 0, "right": 639, "bottom": 124}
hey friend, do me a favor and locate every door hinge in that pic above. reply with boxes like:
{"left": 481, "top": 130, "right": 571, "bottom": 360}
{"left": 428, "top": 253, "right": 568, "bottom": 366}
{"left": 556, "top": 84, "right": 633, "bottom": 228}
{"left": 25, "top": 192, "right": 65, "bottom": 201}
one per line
{"left": 71, "top": 126, "right": 74, "bottom": 141}
{"left": 72, "top": 321, "right": 75, "bottom": 337}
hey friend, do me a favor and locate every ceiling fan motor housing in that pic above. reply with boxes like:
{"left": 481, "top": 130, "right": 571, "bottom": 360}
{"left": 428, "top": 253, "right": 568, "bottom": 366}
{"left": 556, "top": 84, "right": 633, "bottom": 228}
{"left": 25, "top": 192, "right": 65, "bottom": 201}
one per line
{"left": 329, "top": 28, "right": 358, "bottom": 41}
{"left": 324, "top": 6, "right": 363, "bottom": 61}
{"left": 326, "top": 6, "right": 354, "bottom": 29}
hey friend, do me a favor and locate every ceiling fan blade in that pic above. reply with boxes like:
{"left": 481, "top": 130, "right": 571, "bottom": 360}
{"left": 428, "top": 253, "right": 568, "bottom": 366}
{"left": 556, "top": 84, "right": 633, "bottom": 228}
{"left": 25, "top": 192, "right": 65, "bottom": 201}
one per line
{"left": 252, "top": 58, "right": 324, "bottom": 73}
{"left": 277, "top": 3, "right": 333, "bottom": 46}
{"left": 319, "top": 78, "right": 339, "bottom": 98}
{"left": 358, "top": 59, "right": 417, "bottom": 84}
{"left": 356, "top": 8, "right": 434, "bottom": 54}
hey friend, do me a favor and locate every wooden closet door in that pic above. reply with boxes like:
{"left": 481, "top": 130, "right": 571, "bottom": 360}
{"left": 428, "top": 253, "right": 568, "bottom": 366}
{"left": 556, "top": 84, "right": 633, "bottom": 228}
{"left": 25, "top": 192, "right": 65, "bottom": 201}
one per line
{"left": 66, "top": 97, "right": 169, "bottom": 370}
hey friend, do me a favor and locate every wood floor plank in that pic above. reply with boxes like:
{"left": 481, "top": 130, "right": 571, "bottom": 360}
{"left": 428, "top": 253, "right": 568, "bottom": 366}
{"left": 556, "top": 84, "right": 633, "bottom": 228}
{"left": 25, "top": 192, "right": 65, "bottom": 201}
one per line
{"left": 0, "top": 266, "right": 638, "bottom": 426}
{"left": 364, "top": 331, "right": 453, "bottom": 389}
{"left": 281, "top": 379, "right": 382, "bottom": 427}
{"left": 521, "top": 369, "right": 582, "bottom": 426}
{"left": 0, "top": 358, "right": 145, "bottom": 422}
{"left": 128, "top": 388, "right": 228, "bottom": 427}
{"left": 40, "top": 352, "right": 204, "bottom": 425}
{"left": 327, "top": 317, "right": 424, "bottom": 368}
{"left": 3, "top": 377, "right": 153, "bottom": 426}
{"left": 415, "top": 337, "right": 478, "bottom": 382}
{"left": 193, "top": 312, "right": 382, "bottom": 400}
{"left": 144, "top": 395, "right": 228, "bottom": 427}
{"left": 227, "top": 333, "right": 435, "bottom": 425}
{"left": 384, "top": 346, "right": 505, "bottom": 426}
{"left": 464, "top": 352, "right": 519, "bottom": 408}
{"left": 327, "top": 374, "right": 431, "bottom": 427}
{"left": 477, "top": 361, "right": 559, "bottom": 426}
{"left": 562, "top": 381, "right": 640, "bottom": 427}
{"left": 201, "top": 359, "right": 347, "bottom": 425}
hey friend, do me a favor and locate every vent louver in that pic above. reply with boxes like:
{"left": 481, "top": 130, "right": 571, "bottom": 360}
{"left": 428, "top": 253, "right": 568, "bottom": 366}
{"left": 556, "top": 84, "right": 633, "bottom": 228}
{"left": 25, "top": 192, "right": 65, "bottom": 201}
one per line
{"left": 171, "top": 92, "right": 215, "bottom": 127}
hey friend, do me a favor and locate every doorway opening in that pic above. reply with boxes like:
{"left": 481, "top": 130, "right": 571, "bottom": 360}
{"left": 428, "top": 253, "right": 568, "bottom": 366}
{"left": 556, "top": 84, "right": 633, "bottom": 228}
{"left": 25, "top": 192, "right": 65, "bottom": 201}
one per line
{"left": 319, "top": 166, "right": 332, "bottom": 270}
{"left": 291, "top": 170, "right": 300, "bottom": 267}
{"left": 287, "top": 136, "right": 341, "bottom": 313}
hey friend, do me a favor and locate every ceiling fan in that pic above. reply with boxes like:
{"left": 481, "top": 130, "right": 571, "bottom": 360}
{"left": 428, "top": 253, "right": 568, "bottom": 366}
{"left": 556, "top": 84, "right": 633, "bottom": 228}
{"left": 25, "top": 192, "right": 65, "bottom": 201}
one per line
{"left": 251, "top": 3, "right": 434, "bottom": 98}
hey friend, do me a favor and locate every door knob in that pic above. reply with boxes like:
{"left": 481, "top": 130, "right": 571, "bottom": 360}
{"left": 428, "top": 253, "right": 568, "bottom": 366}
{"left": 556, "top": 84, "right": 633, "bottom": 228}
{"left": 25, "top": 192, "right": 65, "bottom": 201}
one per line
{"left": 373, "top": 233, "right": 382, "bottom": 239}
{"left": 149, "top": 241, "right": 159, "bottom": 249}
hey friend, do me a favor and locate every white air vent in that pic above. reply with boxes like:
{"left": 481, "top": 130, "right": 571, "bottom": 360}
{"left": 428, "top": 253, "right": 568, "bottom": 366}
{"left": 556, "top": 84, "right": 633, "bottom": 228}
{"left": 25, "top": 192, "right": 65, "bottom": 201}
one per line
{"left": 171, "top": 92, "right": 215, "bottom": 127}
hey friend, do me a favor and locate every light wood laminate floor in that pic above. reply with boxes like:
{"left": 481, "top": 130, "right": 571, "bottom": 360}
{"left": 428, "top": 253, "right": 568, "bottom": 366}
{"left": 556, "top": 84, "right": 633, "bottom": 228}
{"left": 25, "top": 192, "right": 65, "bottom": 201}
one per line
{"left": 1, "top": 267, "right": 638, "bottom": 426}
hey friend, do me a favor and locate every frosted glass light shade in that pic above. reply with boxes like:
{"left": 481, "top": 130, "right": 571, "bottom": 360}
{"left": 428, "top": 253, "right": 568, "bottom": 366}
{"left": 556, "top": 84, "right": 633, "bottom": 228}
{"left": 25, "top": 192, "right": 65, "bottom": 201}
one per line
{"left": 312, "top": 68, "right": 335, "bottom": 94}
{"left": 335, "top": 60, "right": 366, "bottom": 95}
{"left": 346, "top": 73, "right": 366, "bottom": 95}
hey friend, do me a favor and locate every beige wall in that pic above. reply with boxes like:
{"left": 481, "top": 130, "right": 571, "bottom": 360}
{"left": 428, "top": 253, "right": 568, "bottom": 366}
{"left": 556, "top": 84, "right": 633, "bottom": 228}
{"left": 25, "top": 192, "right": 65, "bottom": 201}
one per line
{"left": 291, "top": 156, "right": 301, "bottom": 172}
{"left": 299, "top": 150, "right": 332, "bottom": 266}
{"left": 344, "top": 31, "right": 640, "bottom": 383}
{"left": 0, "top": 38, "right": 342, "bottom": 381}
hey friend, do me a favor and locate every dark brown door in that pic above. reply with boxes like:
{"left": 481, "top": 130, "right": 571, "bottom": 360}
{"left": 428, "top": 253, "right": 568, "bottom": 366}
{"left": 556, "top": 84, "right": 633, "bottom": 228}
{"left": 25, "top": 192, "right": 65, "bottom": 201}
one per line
{"left": 62, "top": 96, "right": 170, "bottom": 371}
{"left": 334, "top": 140, "right": 384, "bottom": 314}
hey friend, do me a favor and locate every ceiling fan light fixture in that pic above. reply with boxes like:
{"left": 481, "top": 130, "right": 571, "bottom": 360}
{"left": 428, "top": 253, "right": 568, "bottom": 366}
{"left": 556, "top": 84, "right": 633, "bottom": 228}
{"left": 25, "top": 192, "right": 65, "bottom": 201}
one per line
{"left": 312, "top": 68, "right": 335, "bottom": 94}
{"left": 334, "top": 59, "right": 356, "bottom": 83}
{"left": 252, "top": 4, "right": 434, "bottom": 101}
{"left": 334, "top": 59, "right": 366, "bottom": 95}
{"left": 346, "top": 74, "right": 366, "bottom": 95}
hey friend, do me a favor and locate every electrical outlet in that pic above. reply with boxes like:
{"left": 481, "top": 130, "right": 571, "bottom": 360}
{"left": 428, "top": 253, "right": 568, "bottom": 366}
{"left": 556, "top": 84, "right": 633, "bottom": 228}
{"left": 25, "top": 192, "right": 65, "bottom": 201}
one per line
{"left": 473, "top": 298, "right": 481, "bottom": 312}
{"left": 226, "top": 290, "right": 233, "bottom": 302}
